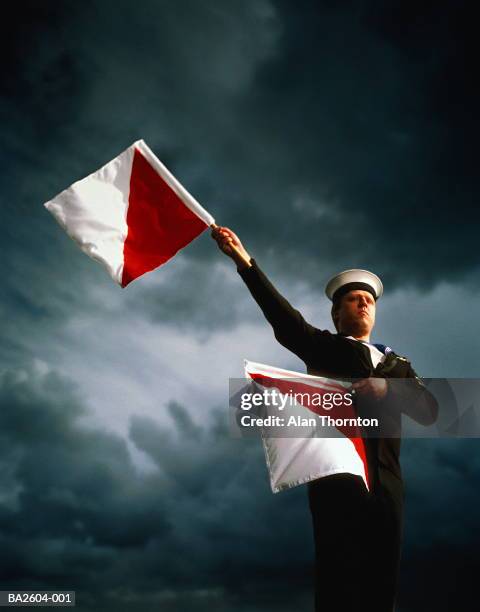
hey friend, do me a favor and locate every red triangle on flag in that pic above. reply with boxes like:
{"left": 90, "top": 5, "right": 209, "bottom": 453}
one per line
{"left": 122, "top": 148, "right": 209, "bottom": 287}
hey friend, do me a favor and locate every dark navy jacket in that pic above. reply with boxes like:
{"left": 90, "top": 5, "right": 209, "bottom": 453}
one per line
{"left": 238, "top": 259, "right": 438, "bottom": 496}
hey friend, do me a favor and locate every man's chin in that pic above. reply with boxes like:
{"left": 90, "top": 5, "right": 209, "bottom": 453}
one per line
{"left": 344, "top": 321, "right": 371, "bottom": 337}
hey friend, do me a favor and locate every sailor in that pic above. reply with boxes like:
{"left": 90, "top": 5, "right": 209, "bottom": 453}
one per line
{"left": 212, "top": 225, "right": 438, "bottom": 612}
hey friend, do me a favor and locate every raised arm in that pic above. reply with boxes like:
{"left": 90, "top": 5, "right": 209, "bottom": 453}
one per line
{"left": 211, "top": 226, "right": 325, "bottom": 363}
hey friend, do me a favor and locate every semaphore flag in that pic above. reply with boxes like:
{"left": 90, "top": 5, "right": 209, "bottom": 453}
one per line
{"left": 243, "top": 360, "right": 370, "bottom": 493}
{"left": 44, "top": 140, "right": 215, "bottom": 287}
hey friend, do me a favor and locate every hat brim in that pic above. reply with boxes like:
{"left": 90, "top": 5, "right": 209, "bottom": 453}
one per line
{"left": 325, "top": 269, "right": 383, "bottom": 301}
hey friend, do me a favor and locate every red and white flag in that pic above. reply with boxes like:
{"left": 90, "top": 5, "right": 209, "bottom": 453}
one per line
{"left": 244, "top": 360, "right": 370, "bottom": 493}
{"left": 44, "top": 140, "right": 215, "bottom": 287}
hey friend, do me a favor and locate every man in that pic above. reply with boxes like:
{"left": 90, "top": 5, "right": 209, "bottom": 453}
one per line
{"left": 212, "top": 225, "right": 438, "bottom": 612}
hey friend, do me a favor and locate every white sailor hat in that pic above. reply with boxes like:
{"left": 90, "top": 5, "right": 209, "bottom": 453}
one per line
{"left": 325, "top": 269, "right": 383, "bottom": 303}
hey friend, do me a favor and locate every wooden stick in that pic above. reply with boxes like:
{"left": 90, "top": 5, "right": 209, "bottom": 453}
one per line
{"left": 210, "top": 223, "right": 252, "bottom": 268}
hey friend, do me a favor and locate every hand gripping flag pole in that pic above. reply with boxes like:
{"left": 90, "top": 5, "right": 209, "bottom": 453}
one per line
{"left": 209, "top": 222, "right": 251, "bottom": 269}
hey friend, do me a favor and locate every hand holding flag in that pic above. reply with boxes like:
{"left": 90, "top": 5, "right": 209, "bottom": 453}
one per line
{"left": 211, "top": 225, "right": 252, "bottom": 270}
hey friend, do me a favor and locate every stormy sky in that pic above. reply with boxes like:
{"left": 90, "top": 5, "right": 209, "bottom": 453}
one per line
{"left": 1, "top": 1, "right": 479, "bottom": 610}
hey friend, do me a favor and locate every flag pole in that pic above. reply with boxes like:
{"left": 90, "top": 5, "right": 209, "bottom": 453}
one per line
{"left": 210, "top": 223, "right": 252, "bottom": 268}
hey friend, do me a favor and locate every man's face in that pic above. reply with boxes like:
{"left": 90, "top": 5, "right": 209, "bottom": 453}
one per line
{"left": 335, "top": 290, "right": 376, "bottom": 338}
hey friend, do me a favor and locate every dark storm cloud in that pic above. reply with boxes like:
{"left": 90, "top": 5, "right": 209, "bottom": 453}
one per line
{"left": 126, "top": 257, "right": 260, "bottom": 334}
{"left": 225, "top": 0, "right": 480, "bottom": 289}
{"left": 1, "top": 365, "right": 479, "bottom": 611}
{"left": 3, "top": 0, "right": 478, "bottom": 305}
{"left": 1, "top": 0, "right": 281, "bottom": 338}
{"left": 0, "top": 364, "right": 313, "bottom": 610}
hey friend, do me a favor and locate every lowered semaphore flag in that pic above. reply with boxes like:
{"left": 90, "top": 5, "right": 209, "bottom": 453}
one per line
{"left": 243, "top": 360, "right": 370, "bottom": 493}
{"left": 44, "top": 140, "right": 215, "bottom": 287}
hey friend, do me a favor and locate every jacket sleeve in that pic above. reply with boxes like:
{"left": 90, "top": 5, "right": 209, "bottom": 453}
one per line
{"left": 385, "top": 363, "right": 439, "bottom": 426}
{"left": 238, "top": 259, "right": 329, "bottom": 363}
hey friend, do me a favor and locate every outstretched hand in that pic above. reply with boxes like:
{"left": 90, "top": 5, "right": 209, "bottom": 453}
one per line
{"left": 211, "top": 226, "right": 252, "bottom": 270}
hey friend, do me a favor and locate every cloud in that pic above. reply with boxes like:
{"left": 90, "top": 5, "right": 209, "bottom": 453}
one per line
{"left": 2, "top": 364, "right": 479, "bottom": 611}
{"left": 3, "top": 0, "right": 478, "bottom": 299}
{"left": 0, "top": 363, "right": 314, "bottom": 610}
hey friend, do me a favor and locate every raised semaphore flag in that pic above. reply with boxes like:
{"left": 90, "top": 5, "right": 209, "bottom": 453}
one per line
{"left": 44, "top": 140, "right": 215, "bottom": 287}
